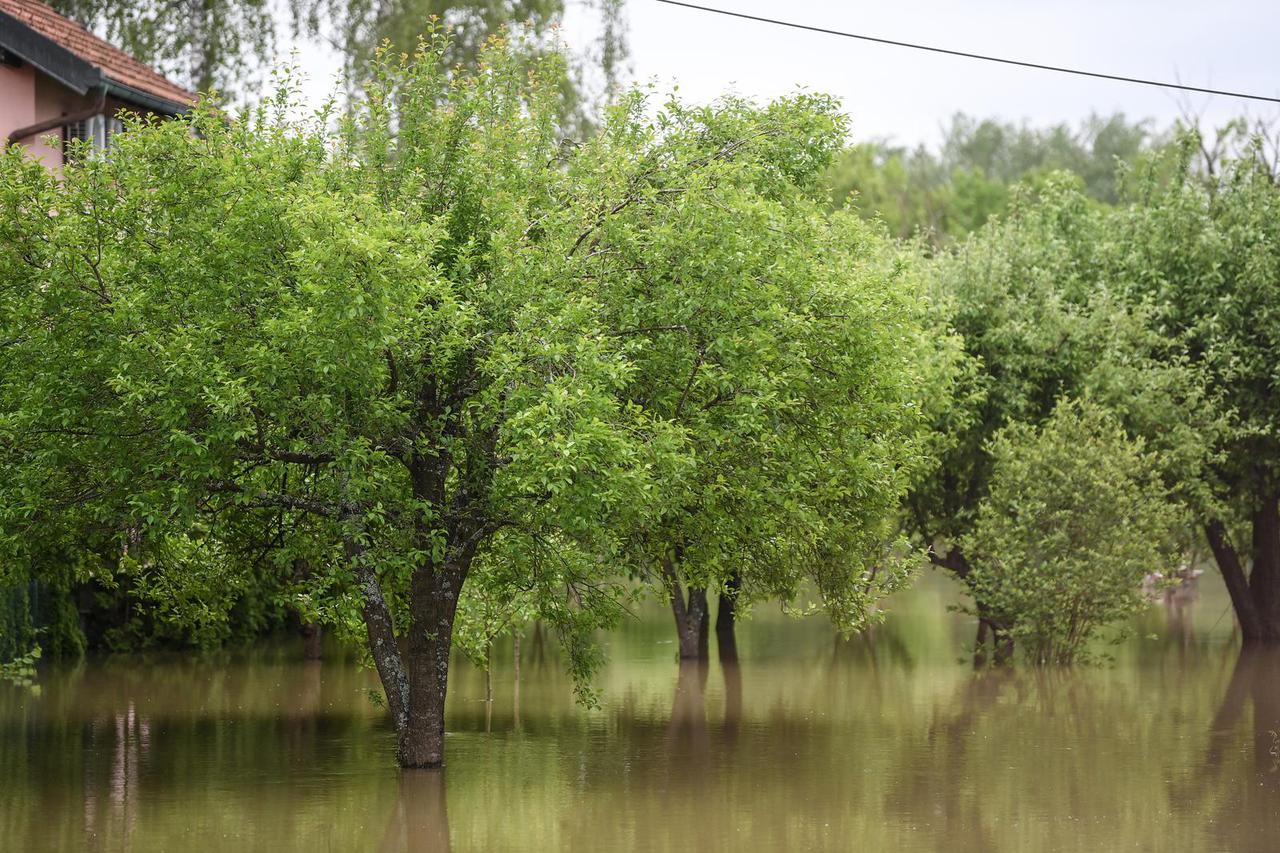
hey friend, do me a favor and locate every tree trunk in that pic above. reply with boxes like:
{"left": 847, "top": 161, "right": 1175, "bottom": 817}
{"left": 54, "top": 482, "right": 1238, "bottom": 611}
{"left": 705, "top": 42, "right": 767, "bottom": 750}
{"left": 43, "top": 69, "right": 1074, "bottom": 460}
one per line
{"left": 718, "top": 622, "right": 742, "bottom": 741}
{"left": 671, "top": 586, "right": 709, "bottom": 660}
{"left": 1206, "top": 519, "right": 1263, "bottom": 641}
{"left": 401, "top": 562, "right": 466, "bottom": 769}
{"left": 992, "top": 628, "right": 1015, "bottom": 666}
{"left": 1250, "top": 495, "right": 1280, "bottom": 643}
{"left": 1206, "top": 491, "right": 1280, "bottom": 644}
{"left": 300, "top": 621, "right": 323, "bottom": 661}
{"left": 662, "top": 554, "right": 709, "bottom": 660}
{"left": 716, "top": 571, "right": 740, "bottom": 660}
{"left": 350, "top": 523, "right": 474, "bottom": 768}
{"left": 350, "top": 535, "right": 410, "bottom": 739}
{"left": 973, "top": 618, "right": 990, "bottom": 669}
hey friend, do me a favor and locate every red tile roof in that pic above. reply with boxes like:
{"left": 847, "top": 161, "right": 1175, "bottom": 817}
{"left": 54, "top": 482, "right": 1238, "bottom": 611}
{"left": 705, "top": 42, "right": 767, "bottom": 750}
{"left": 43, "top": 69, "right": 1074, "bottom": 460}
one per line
{"left": 0, "top": 0, "right": 194, "bottom": 108}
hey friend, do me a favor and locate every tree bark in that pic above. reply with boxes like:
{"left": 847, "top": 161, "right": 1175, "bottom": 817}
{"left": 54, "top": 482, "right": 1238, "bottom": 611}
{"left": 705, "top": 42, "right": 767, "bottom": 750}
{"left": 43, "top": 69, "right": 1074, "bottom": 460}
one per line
{"left": 401, "top": 560, "right": 467, "bottom": 769}
{"left": 674, "top": 586, "right": 709, "bottom": 660}
{"left": 1204, "top": 491, "right": 1280, "bottom": 644}
{"left": 662, "top": 554, "right": 709, "bottom": 660}
{"left": 350, "top": 536, "right": 410, "bottom": 740}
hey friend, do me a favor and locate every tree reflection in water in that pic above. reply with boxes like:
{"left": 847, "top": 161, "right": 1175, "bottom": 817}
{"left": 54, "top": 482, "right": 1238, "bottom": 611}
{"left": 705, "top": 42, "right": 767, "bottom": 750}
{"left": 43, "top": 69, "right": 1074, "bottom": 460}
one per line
{"left": 380, "top": 770, "right": 451, "bottom": 853}
{"left": 3, "top": 582, "right": 1279, "bottom": 852}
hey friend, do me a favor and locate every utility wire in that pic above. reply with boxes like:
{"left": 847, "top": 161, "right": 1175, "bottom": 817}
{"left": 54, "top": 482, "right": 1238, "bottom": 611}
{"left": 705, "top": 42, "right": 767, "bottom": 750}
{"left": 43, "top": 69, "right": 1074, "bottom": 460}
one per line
{"left": 654, "top": 0, "right": 1280, "bottom": 105}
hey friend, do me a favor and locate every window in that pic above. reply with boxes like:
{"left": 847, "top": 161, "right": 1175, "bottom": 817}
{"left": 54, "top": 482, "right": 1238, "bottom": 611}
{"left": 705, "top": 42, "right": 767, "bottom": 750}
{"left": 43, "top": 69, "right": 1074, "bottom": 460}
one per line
{"left": 64, "top": 114, "right": 124, "bottom": 162}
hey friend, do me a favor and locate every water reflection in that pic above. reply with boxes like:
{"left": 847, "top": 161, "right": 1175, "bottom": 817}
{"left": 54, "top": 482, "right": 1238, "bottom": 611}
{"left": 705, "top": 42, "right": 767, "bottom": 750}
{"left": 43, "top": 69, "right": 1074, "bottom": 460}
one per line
{"left": 1, "top": 574, "right": 1278, "bottom": 851}
{"left": 380, "top": 771, "right": 451, "bottom": 853}
{"left": 1185, "top": 647, "right": 1280, "bottom": 851}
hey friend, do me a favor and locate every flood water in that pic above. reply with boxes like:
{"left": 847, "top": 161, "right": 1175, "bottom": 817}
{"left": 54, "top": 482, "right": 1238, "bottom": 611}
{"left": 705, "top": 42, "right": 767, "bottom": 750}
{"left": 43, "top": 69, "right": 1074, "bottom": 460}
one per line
{"left": 2, "top": 572, "right": 1277, "bottom": 852}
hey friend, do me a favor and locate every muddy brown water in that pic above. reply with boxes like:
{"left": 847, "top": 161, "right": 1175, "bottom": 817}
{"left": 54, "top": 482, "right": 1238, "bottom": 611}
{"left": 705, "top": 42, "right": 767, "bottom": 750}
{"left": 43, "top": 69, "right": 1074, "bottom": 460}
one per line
{"left": 1, "top": 572, "right": 1277, "bottom": 852}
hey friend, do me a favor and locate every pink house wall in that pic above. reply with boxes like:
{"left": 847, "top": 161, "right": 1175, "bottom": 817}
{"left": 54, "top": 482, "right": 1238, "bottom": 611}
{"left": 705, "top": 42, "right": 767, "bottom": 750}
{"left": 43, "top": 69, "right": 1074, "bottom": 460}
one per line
{"left": 1, "top": 62, "right": 104, "bottom": 168}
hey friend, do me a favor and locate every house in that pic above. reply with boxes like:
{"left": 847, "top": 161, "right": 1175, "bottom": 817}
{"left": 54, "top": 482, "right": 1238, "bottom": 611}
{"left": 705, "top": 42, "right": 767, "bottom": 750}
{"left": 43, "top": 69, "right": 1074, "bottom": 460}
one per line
{"left": 0, "top": 0, "right": 193, "bottom": 167}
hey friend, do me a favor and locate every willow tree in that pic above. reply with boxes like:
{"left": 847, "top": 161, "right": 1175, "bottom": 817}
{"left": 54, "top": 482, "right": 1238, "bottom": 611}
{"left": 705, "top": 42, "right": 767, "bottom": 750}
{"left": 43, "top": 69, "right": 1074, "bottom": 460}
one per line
{"left": 292, "top": 0, "right": 629, "bottom": 128}
{"left": 49, "top": 0, "right": 274, "bottom": 96}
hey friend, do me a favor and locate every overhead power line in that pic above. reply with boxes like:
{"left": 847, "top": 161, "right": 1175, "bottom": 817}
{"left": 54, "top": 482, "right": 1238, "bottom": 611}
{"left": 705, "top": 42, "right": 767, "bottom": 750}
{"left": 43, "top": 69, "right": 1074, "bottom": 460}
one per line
{"left": 654, "top": 0, "right": 1280, "bottom": 106}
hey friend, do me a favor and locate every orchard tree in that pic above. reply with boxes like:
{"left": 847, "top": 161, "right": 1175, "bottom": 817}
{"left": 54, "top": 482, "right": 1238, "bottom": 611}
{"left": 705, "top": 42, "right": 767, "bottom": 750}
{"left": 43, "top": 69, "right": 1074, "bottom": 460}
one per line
{"left": 2, "top": 34, "right": 667, "bottom": 768}
{"left": 564, "top": 94, "right": 953, "bottom": 659}
{"left": 607, "top": 133, "right": 945, "bottom": 656}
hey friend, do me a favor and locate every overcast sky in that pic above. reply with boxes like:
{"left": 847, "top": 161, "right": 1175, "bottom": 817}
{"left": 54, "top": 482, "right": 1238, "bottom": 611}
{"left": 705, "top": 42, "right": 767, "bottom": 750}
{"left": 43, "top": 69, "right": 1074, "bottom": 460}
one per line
{"left": 292, "top": 0, "right": 1280, "bottom": 149}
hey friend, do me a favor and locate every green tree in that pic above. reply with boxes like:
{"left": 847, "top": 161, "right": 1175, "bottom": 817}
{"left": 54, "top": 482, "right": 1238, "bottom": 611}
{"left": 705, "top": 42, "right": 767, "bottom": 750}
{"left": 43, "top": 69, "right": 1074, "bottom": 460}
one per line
{"left": 592, "top": 104, "right": 947, "bottom": 657}
{"left": 908, "top": 175, "right": 1213, "bottom": 659}
{"left": 962, "top": 400, "right": 1180, "bottom": 665}
{"left": 830, "top": 113, "right": 1153, "bottom": 243}
{"left": 1115, "top": 135, "right": 1280, "bottom": 643}
{"left": 0, "top": 35, "right": 668, "bottom": 767}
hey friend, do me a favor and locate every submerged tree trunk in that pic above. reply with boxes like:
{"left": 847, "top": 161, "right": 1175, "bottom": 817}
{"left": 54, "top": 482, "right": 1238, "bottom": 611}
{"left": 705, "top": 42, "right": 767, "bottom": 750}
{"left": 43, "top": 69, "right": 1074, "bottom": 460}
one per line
{"left": 973, "top": 619, "right": 990, "bottom": 669}
{"left": 662, "top": 554, "right": 709, "bottom": 660}
{"left": 715, "top": 571, "right": 740, "bottom": 660}
{"left": 972, "top": 613, "right": 1013, "bottom": 667}
{"left": 1206, "top": 491, "right": 1280, "bottom": 644}
{"left": 401, "top": 562, "right": 467, "bottom": 769}
{"left": 718, "top": 615, "right": 742, "bottom": 742}
{"left": 932, "top": 546, "right": 1015, "bottom": 666}
{"left": 349, "top": 520, "right": 475, "bottom": 768}
{"left": 300, "top": 622, "right": 324, "bottom": 661}
{"left": 380, "top": 767, "right": 452, "bottom": 853}
{"left": 667, "top": 660, "right": 710, "bottom": 755}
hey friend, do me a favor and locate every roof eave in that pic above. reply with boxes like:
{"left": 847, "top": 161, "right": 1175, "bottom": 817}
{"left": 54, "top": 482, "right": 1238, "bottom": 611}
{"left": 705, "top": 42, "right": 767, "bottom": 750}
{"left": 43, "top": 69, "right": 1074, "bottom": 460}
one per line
{"left": 0, "top": 8, "right": 100, "bottom": 94}
{"left": 103, "top": 78, "right": 190, "bottom": 116}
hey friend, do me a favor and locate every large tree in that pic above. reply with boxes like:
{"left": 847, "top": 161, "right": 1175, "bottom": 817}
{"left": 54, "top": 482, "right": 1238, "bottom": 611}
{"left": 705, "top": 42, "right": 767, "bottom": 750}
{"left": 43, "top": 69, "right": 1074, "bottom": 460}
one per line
{"left": 590, "top": 103, "right": 949, "bottom": 656}
{"left": 1115, "top": 137, "right": 1280, "bottom": 643}
{"left": 2, "top": 36, "right": 661, "bottom": 767}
